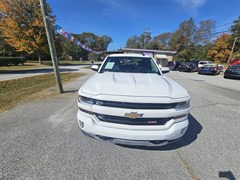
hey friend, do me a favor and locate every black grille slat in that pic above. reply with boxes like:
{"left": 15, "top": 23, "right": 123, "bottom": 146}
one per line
{"left": 96, "top": 114, "right": 171, "bottom": 125}
{"left": 95, "top": 100, "right": 177, "bottom": 109}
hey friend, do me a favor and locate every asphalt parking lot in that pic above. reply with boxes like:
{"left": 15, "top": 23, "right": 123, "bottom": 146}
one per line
{"left": 0, "top": 70, "right": 239, "bottom": 179}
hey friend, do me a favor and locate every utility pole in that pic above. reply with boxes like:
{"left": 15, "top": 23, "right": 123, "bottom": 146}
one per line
{"left": 143, "top": 27, "right": 150, "bottom": 49}
{"left": 40, "top": 0, "right": 63, "bottom": 93}
{"left": 228, "top": 37, "right": 239, "bottom": 64}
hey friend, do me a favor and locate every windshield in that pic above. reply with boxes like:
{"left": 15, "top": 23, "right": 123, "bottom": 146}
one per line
{"left": 230, "top": 64, "right": 240, "bottom": 68}
{"left": 207, "top": 61, "right": 214, "bottom": 64}
{"left": 99, "top": 56, "right": 160, "bottom": 74}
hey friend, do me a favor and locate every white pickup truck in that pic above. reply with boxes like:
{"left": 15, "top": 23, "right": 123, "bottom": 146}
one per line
{"left": 77, "top": 53, "right": 190, "bottom": 146}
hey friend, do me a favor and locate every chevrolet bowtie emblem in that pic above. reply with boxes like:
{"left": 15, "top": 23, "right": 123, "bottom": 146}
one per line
{"left": 124, "top": 112, "right": 143, "bottom": 119}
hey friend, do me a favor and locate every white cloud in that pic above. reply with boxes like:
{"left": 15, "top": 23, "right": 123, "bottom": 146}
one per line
{"left": 177, "top": 0, "right": 207, "bottom": 11}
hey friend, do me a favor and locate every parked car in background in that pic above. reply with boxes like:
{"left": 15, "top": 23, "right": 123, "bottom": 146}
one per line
{"left": 218, "top": 64, "right": 224, "bottom": 72}
{"left": 198, "top": 64, "right": 221, "bottom": 75}
{"left": 198, "top": 61, "right": 214, "bottom": 68}
{"left": 190, "top": 60, "right": 199, "bottom": 67}
{"left": 179, "top": 62, "right": 198, "bottom": 72}
{"left": 224, "top": 64, "right": 240, "bottom": 79}
{"left": 168, "top": 61, "right": 182, "bottom": 71}
{"left": 229, "top": 59, "right": 240, "bottom": 67}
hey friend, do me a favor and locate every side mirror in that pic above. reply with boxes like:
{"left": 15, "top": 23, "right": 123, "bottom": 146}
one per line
{"left": 91, "top": 65, "right": 99, "bottom": 71}
{"left": 161, "top": 67, "right": 170, "bottom": 74}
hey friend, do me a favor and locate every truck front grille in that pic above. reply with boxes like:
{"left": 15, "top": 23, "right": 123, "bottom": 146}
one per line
{"left": 96, "top": 114, "right": 171, "bottom": 125}
{"left": 95, "top": 100, "right": 177, "bottom": 109}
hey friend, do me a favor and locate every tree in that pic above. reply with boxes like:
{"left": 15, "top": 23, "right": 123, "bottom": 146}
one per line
{"left": 125, "top": 18, "right": 216, "bottom": 61}
{"left": 100, "top": 35, "right": 112, "bottom": 51}
{"left": 169, "top": 18, "right": 215, "bottom": 60}
{"left": 179, "top": 17, "right": 196, "bottom": 45}
{"left": 126, "top": 31, "right": 151, "bottom": 49}
{"left": 0, "top": 30, "right": 18, "bottom": 56}
{"left": 207, "top": 34, "right": 231, "bottom": 63}
{"left": 169, "top": 18, "right": 196, "bottom": 56}
{"left": 60, "top": 37, "right": 84, "bottom": 60}
{"left": 169, "top": 30, "right": 191, "bottom": 60}
{"left": 126, "top": 35, "right": 141, "bottom": 49}
{"left": 230, "top": 16, "right": 240, "bottom": 39}
{"left": 60, "top": 32, "right": 112, "bottom": 61}
{"left": 194, "top": 19, "right": 216, "bottom": 44}
{"left": 229, "top": 16, "right": 240, "bottom": 58}
{"left": 192, "top": 43, "right": 213, "bottom": 60}
{"left": 0, "top": 0, "right": 54, "bottom": 64}
{"left": 145, "top": 40, "right": 160, "bottom": 50}
{"left": 152, "top": 33, "right": 172, "bottom": 50}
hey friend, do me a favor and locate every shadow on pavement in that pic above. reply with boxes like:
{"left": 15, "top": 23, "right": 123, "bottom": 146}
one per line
{"left": 117, "top": 113, "right": 202, "bottom": 151}
{"left": 59, "top": 64, "right": 93, "bottom": 66}
{"left": 223, "top": 77, "right": 240, "bottom": 80}
{"left": 219, "top": 171, "right": 236, "bottom": 180}
{"left": 63, "top": 90, "right": 79, "bottom": 94}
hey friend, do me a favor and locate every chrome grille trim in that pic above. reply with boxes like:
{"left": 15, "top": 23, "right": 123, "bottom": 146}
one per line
{"left": 80, "top": 96, "right": 177, "bottom": 109}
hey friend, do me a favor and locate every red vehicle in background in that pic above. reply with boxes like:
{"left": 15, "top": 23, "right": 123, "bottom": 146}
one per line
{"left": 229, "top": 59, "right": 240, "bottom": 66}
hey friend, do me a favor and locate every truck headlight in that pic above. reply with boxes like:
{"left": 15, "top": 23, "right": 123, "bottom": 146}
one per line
{"left": 176, "top": 100, "right": 190, "bottom": 110}
{"left": 78, "top": 96, "right": 95, "bottom": 104}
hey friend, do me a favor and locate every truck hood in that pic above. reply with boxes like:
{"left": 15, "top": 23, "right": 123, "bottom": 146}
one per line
{"left": 80, "top": 72, "right": 189, "bottom": 99}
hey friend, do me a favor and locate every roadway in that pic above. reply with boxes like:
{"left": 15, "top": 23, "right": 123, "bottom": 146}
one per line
{"left": 0, "top": 65, "right": 90, "bottom": 81}
{"left": 0, "top": 70, "right": 239, "bottom": 179}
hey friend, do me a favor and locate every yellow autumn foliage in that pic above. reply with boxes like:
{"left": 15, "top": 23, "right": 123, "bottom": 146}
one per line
{"left": 207, "top": 34, "right": 231, "bottom": 63}
{"left": 0, "top": 0, "right": 53, "bottom": 55}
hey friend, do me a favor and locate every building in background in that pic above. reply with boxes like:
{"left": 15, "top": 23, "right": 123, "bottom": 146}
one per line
{"left": 102, "top": 48, "right": 176, "bottom": 67}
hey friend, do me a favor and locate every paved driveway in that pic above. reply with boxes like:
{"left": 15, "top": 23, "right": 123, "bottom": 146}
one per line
{"left": 0, "top": 70, "right": 239, "bottom": 179}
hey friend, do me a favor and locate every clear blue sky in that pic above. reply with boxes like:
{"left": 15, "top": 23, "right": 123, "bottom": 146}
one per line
{"left": 48, "top": 0, "right": 240, "bottom": 50}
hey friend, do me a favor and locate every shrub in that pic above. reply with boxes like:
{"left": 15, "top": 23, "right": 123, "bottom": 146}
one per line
{"left": 0, "top": 57, "right": 27, "bottom": 66}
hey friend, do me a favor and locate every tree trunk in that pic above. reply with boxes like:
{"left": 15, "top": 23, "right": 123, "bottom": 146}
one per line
{"left": 37, "top": 51, "right": 42, "bottom": 64}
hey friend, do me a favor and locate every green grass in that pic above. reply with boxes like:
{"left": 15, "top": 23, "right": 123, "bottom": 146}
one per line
{"left": 0, "top": 72, "right": 85, "bottom": 112}
{"left": 39, "top": 60, "right": 99, "bottom": 66}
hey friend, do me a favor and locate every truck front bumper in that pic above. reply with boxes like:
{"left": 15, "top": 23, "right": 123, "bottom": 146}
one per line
{"left": 77, "top": 110, "right": 189, "bottom": 146}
